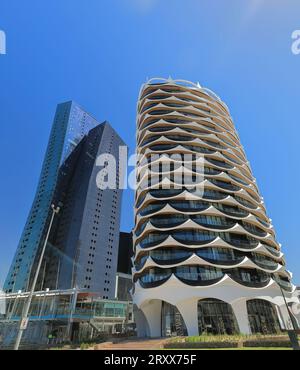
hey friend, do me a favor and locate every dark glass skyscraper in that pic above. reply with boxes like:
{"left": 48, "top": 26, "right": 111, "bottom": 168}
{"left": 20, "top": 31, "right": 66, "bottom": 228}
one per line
{"left": 4, "top": 102, "right": 99, "bottom": 293}
{"left": 4, "top": 102, "right": 126, "bottom": 300}
{"left": 42, "top": 122, "right": 126, "bottom": 299}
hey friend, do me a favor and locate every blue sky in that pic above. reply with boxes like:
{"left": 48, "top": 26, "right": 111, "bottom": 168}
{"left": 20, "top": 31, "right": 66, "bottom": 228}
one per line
{"left": 0, "top": 0, "right": 299, "bottom": 286}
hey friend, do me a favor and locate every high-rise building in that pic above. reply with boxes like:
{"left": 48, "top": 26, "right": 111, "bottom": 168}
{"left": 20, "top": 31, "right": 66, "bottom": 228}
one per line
{"left": 117, "top": 232, "right": 133, "bottom": 275}
{"left": 41, "top": 122, "right": 126, "bottom": 299}
{"left": 115, "top": 232, "right": 133, "bottom": 301}
{"left": 4, "top": 102, "right": 100, "bottom": 293}
{"left": 4, "top": 102, "right": 126, "bottom": 300}
{"left": 133, "top": 78, "right": 298, "bottom": 337}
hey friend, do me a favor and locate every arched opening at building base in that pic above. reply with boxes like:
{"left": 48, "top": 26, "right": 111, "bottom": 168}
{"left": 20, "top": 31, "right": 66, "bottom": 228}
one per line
{"left": 161, "top": 301, "right": 188, "bottom": 337}
{"left": 198, "top": 298, "right": 239, "bottom": 335}
{"left": 247, "top": 299, "right": 282, "bottom": 335}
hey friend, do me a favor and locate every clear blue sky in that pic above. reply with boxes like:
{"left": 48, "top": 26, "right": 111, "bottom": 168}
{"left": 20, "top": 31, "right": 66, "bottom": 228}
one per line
{"left": 0, "top": 0, "right": 299, "bottom": 286}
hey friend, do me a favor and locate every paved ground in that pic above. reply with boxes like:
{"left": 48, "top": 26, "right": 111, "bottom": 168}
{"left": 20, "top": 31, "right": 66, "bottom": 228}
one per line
{"left": 95, "top": 338, "right": 169, "bottom": 350}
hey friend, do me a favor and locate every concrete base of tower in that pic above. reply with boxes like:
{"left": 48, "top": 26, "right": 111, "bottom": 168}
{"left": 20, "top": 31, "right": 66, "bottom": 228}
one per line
{"left": 133, "top": 276, "right": 299, "bottom": 338}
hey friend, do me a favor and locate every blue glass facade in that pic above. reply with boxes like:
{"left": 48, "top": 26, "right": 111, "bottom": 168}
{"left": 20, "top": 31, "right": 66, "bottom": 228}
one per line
{"left": 4, "top": 102, "right": 99, "bottom": 293}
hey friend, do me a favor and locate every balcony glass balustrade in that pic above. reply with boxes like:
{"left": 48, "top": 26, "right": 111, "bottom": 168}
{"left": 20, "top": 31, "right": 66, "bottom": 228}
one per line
{"left": 206, "top": 158, "right": 234, "bottom": 169}
{"left": 251, "top": 253, "right": 278, "bottom": 271}
{"left": 136, "top": 265, "right": 272, "bottom": 289}
{"left": 137, "top": 229, "right": 260, "bottom": 250}
{"left": 209, "top": 179, "right": 240, "bottom": 192}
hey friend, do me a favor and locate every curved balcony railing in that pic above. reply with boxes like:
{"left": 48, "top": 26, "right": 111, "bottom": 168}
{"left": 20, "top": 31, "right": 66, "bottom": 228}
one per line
{"left": 203, "top": 166, "right": 222, "bottom": 175}
{"left": 136, "top": 213, "right": 268, "bottom": 241}
{"left": 148, "top": 143, "right": 216, "bottom": 154}
{"left": 136, "top": 265, "right": 225, "bottom": 288}
{"left": 149, "top": 248, "right": 192, "bottom": 265}
{"left": 184, "top": 127, "right": 217, "bottom": 136}
{"left": 201, "top": 139, "right": 226, "bottom": 150}
{"left": 145, "top": 94, "right": 170, "bottom": 100}
{"left": 136, "top": 265, "right": 273, "bottom": 289}
{"left": 148, "top": 109, "right": 176, "bottom": 116}
{"left": 140, "top": 135, "right": 163, "bottom": 146}
{"left": 142, "top": 160, "right": 222, "bottom": 176}
{"left": 222, "top": 152, "right": 243, "bottom": 166}
{"left": 145, "top": 187, "right": 229, "bottom": 201}
{"left": 234, "top": 195, "right": 257, "bottom": 210}
{"left": 250, "top": 253, "right": 279, "bottom": 271}
{"left": 137, "top": 200, "right": 210, "bottom": 216}
{"left": 172, "top": 230, "right": 217, "bottom": 245}
{"left": 143, "top": 98, "right": 212, "bottom": 113}
{"left": 241, "top": 222, "right": 267, "bottom": 238}
{"left": 138, "top": 214, "right": 238, "bottom": 232}
{"left": 138, "top": 202, "right": 166, "bottom": 216}
{"left": 228, "top": 268, "right": 270, "bottom": 288}
{"left": 149, "top": 189, "right": 183, "bottom": 198}
{"left": 178, "top": 110, "right": 207, "bottom": 120}
{"left": 206, "top": 157, "right": 234, "bottom": 169}
{"left": 256, "top": 217, "right": 270, "bottom": 228}
{"left": 175, "top": 265, "right": 225, "bottom": 286}
{"left": 222, "top": 234, "right": 259, "bottom": 249}
{"left": 196, "top": 247, "right": 244, "bottom": 265}
{"left": 137, "top": 193, "right": 264, "bottom": 228}
{"left": 192, "top": 215, "right": 236, "bottom": 229}
{"left": 137, "top": 229, "right": 260, "bottom": 250}
{"left": 148, "top": 214, "right": 188, "bottom": 229}
{"left": 135, "top": 253, "right": 150, "bottom": 271}
{"left": 214, "top": 203, "right": 249, "bottom": 218}
{"left": 141, "top": 134, "right": 195, "bottom": 147}
{"left": 146, "top": 108, "right": 211, "bottom": 121}
{"left": 169, "top": 199, "right": 210, "bottom": 212}
{"left": 203, "top": 189, "right": 228, "bottom": 200}
{"left": 144, "top": 248, "right": 193, "bottom": 268}
{"left": 228, "top": 173, "right": 249, "bottom": 187}
{"left": 135, "top": 221, "right": 148, "bottom": 237}
{"left": 137, "top": 231, "right": 215, "bottom": 249}
{"left": 146, "top": 125, "right": 213, "bottom": 138}
{"left": 139, "top": 233, "right": 169, "bottom": 249}
{"left": 163, "top": 118, "right": 192, "bottom": 125}
{"left": 135, "top": 246, "right": 247, "bottom": 270}
{"left": 137, "top": 268, "right": 172, "bottom": 288}
{"left": 209, "top": 178, "right": 241, "bottom": 192}
{"left": 141, "top": 102, "right": 160, "bottom": 113}
{"left": 273, "top": 275, "right": 293, "bottom": 292}
{"left": 136, "top": 192, "right": 147, "bottom": 208}
{"left": 148, "top": 125, "right": 174, "bottom": 133}
{"left": 140, "top": 118, "right": 161, "bottom": 130}
{"left": 262, "top": 243, "right": 281, "bottom": 257}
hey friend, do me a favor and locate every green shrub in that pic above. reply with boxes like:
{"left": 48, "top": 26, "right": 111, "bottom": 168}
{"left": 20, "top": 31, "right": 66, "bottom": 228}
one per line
{"left": 164, "top": 333, "right": 297, "bottom": 349}
{"left": 244, "top": 340, "right": 292, "bottom": 348}
{"left": 80, "top": 342, "right": 95, "bottom": 350}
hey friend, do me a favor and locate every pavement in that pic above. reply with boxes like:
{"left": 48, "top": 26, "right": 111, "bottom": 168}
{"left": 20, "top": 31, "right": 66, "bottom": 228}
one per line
{"left": 94, "top": 338, "right": 169, "bottom": 350}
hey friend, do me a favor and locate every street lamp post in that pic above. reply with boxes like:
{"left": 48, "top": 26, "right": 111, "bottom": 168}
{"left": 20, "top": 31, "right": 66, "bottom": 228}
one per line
{"left": 14, "top": 204, "right": 60, "bottom": 351}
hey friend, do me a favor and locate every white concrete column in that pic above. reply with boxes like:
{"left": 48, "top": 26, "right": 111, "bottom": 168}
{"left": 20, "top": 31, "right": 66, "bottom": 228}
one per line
{"left": 231, "top": 300, "right": 251, "bottom": 335}
{"left": 140, "top": 300, "right": 162, "bottom": 337}
{"left": 177, "top": 299, "right": 199, "bottom": 337}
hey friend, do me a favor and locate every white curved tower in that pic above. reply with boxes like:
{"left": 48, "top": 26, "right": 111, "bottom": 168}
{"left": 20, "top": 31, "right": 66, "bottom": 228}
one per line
{"left": 133, "top": 78, "right": 298, "bottom": 338}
